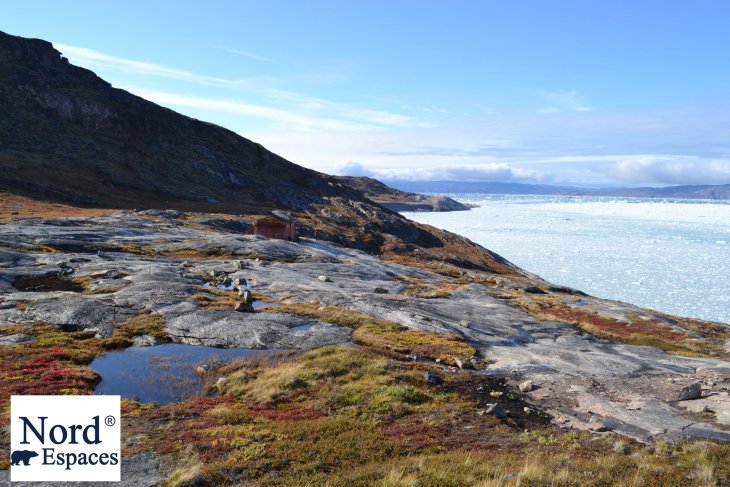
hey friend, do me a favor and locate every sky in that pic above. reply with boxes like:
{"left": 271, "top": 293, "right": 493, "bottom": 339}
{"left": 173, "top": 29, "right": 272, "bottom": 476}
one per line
{"left": 3, "top": 0, "right": 730, "bottom": 187}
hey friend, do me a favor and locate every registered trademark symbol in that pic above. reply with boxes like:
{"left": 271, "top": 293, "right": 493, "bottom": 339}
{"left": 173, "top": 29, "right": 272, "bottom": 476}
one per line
{"left": 104, "top": 415, "right": 116, "bottom": 426}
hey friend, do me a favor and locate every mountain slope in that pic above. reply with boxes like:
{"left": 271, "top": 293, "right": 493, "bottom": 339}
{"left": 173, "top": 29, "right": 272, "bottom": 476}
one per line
{"left": 335, "top": 176, "right": 471, "bottom": 211}
{"left": 0, "top": 31, "right": 517, "bottom": 275}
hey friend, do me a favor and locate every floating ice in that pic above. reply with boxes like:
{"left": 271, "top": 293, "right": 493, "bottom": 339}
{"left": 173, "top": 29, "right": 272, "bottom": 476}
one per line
{"left": 404, "top": 195, "right": 730, "bottom": 324}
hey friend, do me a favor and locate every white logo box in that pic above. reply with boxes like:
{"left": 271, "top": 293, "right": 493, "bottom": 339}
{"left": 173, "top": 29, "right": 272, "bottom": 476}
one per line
{"left": 11, "top": 395, "right": 121, "bottom": 482}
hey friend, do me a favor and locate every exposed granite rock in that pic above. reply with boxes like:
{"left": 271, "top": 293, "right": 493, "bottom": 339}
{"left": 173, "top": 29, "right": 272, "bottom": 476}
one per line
{"left": 1, "top": 213, "right": 729, "bottom": 444}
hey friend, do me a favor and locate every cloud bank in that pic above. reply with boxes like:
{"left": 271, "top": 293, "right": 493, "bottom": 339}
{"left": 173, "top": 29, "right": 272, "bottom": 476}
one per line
{"left": 607, "top": 156, "right": 730, "bottom": 185}
{"left": 55, "top": 43, "right": 730, "bottom": 187}
{"left": 335, "top": 161, "right": 553, "bottom": 183}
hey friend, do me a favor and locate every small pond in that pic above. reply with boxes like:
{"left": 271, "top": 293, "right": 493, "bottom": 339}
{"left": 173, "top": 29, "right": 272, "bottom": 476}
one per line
{"left": 252, "top": 300, "right": 282, "bottom": 309}
{"left": 12, "top": 274, "right": 84, "bottom": 292}
{"left": 90, "top": 343, "right": 271, "bottom": 404}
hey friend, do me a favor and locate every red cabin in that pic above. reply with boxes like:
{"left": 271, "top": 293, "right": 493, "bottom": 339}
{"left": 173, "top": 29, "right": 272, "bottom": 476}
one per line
{"left": 253, "top": 212, "right": 297, "bottom": 241}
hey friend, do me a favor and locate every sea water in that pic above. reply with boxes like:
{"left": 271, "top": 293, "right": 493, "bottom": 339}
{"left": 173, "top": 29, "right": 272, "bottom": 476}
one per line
{"left": 403, "top": 195, "right": 730, "bottom": 324}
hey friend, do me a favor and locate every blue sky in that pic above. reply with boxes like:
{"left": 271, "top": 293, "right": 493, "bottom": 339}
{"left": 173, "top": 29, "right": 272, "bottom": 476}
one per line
{"left": 4, "top": 0, "right": 730, "bottom": 186}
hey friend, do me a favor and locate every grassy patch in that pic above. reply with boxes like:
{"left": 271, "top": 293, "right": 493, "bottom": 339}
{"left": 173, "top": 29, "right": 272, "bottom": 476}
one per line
{"left": 517, "top": 296, "right": 730, "bottom": 359}
{"left": 402, "top": 282, "right": 462, "bottom": 299}
{"left": 271, "top": 303, "right": 476, "bottom": 366}
{"left": 193, "top": 289, "right": 239, "bottom": 310}
{"left": 113, "top": 310, "right": 169, "bottom": 342}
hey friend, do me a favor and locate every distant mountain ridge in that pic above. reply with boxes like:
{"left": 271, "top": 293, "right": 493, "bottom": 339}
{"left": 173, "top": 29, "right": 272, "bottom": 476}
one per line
{"left": 386, "top": 180, "right": 730, "bottom": 200}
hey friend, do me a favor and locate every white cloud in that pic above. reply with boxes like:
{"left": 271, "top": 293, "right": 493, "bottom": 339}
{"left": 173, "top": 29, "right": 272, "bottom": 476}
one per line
{"left": 54, "top": 44, "right": 250, "bottom": 88}
{"left": 55, "top": 43, "right": 419, "bottom": 132}
{"left": 264, "top": 89, "right": 415, "bottom": 126}
{"left": 608, "top": 156, "right": 730, "bottom": 185}
{"left": 224, "top": 47, "right": 272, "bottom": 62}
{"left": 129, "top": 89, "right": 370, "bottom": 132}
{"left": 536, "top": 89, "right": 592, "bottom": 113}
{"left": 335, "top": 161, "right": 552, "bottom": 183}
{"left": 334, "top": 161, "right": 374, "bottom": 177}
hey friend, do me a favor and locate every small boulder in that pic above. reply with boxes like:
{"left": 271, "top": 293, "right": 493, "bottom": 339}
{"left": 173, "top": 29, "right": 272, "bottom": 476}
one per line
{"left": 235, "top": 260, "right": 248, "bottom": 270}
{"left": 423, "top": 371, "right": 442, "bottom": 385}
{"left": 195, "top": 361, "right": 228, "bottom": 375}
{"left": 373, "top": 287, "right": 389, "bottom": 294}
{"left": 233, "top": 277, "right": 247, "bottom": 288}
{"left": 519, "top": 380, "right": 533, "bottom": 393}
{"left": 588, "top": 416, "right": 609, "bottom": 432}
{"left": 234, "top": 302, "right": 254, "bottom": 313}
{"left": 131, "top": 335, "right": 159, "bottom": 347}
{"left": 459, "top": 320, "right": 471, "bottom": 328}
{"left": 678, "top": 381, "right": 703, "bottom": 401}
{"left": 453, "top": 357, "right": 465, "bottom": 369}
{"left": 685, "top": 402, "right": 709, "bottom": 413}
{"left": 483, "top": 403, "right": 508, "bottom": 419}
{"left": 221, "top": 276, "right": 233, "bottom": 287}
{"left": 317, "top": 275, "right": 332, "bottom": 282}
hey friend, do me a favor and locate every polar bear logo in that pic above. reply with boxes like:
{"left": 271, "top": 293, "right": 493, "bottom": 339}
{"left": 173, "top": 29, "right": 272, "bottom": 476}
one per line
{"left": 11, "top": 450, "right": 39, "bottom": 466}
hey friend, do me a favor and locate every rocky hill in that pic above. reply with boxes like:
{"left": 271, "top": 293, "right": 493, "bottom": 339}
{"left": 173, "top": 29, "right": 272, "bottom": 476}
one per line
{"left": 0, "top": 31, "right": 513, "bottom": 274}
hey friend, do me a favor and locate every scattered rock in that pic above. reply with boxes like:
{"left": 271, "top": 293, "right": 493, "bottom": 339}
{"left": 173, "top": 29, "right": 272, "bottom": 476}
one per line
{"left": 588, "top": 416, "right": 609, "bottom": 432}
{"left": 234, "top": 302, "right": 254, "bottom": 312}
{"left": 685, "top": 402, "right": 710, "bottom": 413}
{"left": 678, "top": 381, "right": 703, "bottom": 401}
{"left": 482, "top": 403, "right": 508, "bottom": 419}
{"left": 221, "top": 276, "right": 233, "bottom": 287}
{"left": 195, "top": 361, "right": 228, "bottom": 375}
{"left": 453, "top": 357, "right": 465, "bottom": 369}
{"left": 459, "top": 319, "right": 471, "bottom": 328}
{"left": 519, "top": 380, "right": 533, "bottom": 393}
{"left": 373, "top": 287, "right": 389, "bottom": 294}
{"left": 317, "top": 275, "right": 332, "bottom": 282}
{"left": 0, "top": 333, "right": 35, "bottom": 345}
{"left": 423, "top": 370, "right": 442, "bottom": 385}
{"left": 233, "top": 277, "right": 247, "bottom": 288}
{"left": 132, "top": 335, "right": 159, "bottom": 347}
{"left": 235, "top": 260, "right": 248, "bottom": 270}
